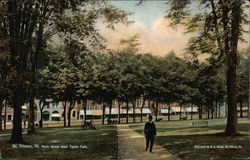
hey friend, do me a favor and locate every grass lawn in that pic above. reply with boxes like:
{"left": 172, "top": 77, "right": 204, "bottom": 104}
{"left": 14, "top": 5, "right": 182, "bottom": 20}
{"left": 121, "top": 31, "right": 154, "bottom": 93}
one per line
{"left": 0, "top": 125, "right": 117, "bottom": 160}
{"left": 130, "top": 118, "right": 250, "bottom": 160}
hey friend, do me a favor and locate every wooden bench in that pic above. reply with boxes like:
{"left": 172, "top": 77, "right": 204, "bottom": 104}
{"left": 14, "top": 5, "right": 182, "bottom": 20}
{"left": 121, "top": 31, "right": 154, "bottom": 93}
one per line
{"left": 192, "top": 121, "right": 208, "bottom": 127}
{"left": 156, "top": 118, "right": 163, "bottom": 121}
{"left": 179, "top": 117, "right": 187, "bottom": 120}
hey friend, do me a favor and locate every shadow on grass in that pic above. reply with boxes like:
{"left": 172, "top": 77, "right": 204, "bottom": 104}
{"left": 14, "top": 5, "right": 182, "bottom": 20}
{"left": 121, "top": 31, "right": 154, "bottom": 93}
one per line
{"left": 0, "top": 125, "right": 118, "bottom": 160}
{"left": 129, "top": 123, "right": 250, "bottom": 135}
{"left": 156, "top": 133, "right": 249, "bottom": 160}
{"left": 129, "top": 121, "right": 250, "bottom": 160}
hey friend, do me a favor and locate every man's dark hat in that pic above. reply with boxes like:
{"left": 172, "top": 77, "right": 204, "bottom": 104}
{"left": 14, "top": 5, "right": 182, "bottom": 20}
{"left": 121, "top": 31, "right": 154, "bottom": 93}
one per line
{"left": 148, "top": 115, "right": 153, "bottom": 119}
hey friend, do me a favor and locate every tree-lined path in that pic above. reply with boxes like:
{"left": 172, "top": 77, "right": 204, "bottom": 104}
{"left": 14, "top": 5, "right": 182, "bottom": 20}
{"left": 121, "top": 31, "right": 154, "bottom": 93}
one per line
{"left": 117, "top": 124, "right": 180, "bottom": 160}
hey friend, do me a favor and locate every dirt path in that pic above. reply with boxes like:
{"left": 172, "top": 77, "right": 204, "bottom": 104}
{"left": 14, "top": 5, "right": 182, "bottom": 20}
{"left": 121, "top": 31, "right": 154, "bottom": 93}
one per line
{"left": 117, "top": 124, "right": 180, "bottom": 160}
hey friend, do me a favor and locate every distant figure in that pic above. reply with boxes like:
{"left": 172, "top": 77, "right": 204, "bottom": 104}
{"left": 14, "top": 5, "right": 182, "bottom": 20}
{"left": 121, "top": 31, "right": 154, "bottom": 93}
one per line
{"left": 39, "top": 120, "right": 42, "bottom": 127}
{"left": 107, "top": 117, "right": 112, "bottom": 125}
{"left": 144, "top": 115, "right": 157, "bottom": 153}
{"left": 23, "top": 119, "right": 26, "bottom": 128}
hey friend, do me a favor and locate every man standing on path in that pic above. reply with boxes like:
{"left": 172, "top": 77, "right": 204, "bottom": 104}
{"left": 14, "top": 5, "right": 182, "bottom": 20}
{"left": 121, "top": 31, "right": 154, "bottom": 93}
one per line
{"left": 144, "top": 115, "right": 156, "bottom": 153}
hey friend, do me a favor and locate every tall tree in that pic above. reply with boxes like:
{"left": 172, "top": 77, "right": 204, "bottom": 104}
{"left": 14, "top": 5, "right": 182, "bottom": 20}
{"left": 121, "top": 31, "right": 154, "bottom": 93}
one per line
{"left": 164, "top": 0, "right": 248, "bottom": 135}
{"left": 0, "top": 14, "right": 10, "bottom": 131}
{"left": 237, "top": 48, "right": 249, "bottom": 118}
{"left": 0, "top": 0, "right": 131, "bottom": 142}
{"left": 117, "top": 35, "right": 145, "bottom": 123}
{"left": 46, "top": 45, "right": 81, "bottom": 127}
{"left": 91, "top": 51, "right": 119, "bottom": 124}
{"left": 36, "top": 68, "right": 51, "bottom": 128}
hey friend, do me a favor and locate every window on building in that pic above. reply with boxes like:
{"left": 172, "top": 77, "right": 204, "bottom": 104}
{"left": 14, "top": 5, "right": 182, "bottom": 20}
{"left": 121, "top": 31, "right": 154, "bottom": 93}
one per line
{"left": 72, "top": 111, "right": 75, "bottom": 117}
{"left": 8, "top": 115, "right": 12, "bottom": 121}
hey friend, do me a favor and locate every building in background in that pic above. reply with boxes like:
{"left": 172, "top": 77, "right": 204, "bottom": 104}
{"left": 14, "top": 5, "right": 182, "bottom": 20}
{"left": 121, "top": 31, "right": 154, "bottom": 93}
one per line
{"left": 2, "top": 100, "right": 248, "bottom": 125}
{"left": 36, "top": 99, "right": 62, "bottom": 122}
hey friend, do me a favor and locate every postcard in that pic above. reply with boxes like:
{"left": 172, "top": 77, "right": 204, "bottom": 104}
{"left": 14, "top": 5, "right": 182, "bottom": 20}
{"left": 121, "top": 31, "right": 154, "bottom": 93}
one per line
{"left": 0, "top": 0, "right": 249, "bottom": 159}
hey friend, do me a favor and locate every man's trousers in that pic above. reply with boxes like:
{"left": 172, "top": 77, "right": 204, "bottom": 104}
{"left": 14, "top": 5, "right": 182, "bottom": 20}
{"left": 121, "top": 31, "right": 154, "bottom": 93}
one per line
{"left": 145, "top": 135, "right": 155, "bottom": 152}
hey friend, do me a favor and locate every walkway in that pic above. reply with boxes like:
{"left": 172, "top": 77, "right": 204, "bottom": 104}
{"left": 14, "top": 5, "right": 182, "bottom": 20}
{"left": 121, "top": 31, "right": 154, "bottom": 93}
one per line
{"left": 117, "top": 124, "right": 180, "bottom": 160}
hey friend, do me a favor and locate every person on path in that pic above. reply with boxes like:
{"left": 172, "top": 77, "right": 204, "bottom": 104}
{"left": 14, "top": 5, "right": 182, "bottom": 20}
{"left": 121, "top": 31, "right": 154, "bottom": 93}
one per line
{"left": 144, "top": 114, "right": 157, "bottom": 153}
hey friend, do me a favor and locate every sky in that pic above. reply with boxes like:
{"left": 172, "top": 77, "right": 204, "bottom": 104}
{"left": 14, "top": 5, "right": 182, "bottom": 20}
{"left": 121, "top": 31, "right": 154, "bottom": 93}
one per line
{"left": 108, "top": 0, "right": 168, "bottom": 29}
{"left": 97, "top": 0, "right": 249, "bottom": 57}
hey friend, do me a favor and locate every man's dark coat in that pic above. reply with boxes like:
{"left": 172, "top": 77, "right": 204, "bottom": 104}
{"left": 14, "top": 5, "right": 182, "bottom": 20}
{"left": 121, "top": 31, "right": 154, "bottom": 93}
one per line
{"left": 144, "top": 122, "right": 156, "bottom": 137}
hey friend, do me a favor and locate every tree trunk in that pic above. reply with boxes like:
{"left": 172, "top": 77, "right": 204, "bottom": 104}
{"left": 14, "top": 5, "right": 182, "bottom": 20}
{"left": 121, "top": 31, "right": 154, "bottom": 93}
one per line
{"left": 109, "top": 100, "right": 112, "bottom": 118}
{"left": 67, "top": 101, "right": 75, "bottom": 127}
{"left": 210, "top": 0, "right": 223, "bottom": 55}
{"left": 10, "top": 97, "right": 23, "bottom": 143}
{"left": 63, "top": 101, "right": 67, "bottom": 127}
{"left": 140, "top": 107, "right": 143, "bottom": 123}
{"left": 41, "top": 100, "right": 46, "bottom": 127}
{"left": 248, "top": 101, "right": 250, "bottom": 118}
{"left": 118, "top": 101, "right": 121, "bottom": 124}
{"left": 198, "top": 105, "right": 202, "bottom": 119}
{"left": 28, "top": 88, "right": 35, "bottom": 134}
{"left": 191, "top": 104, "right": 193, "bottom": 120}
{"left": 224, "top": 0, "right": 241, "bottom": 136}
{"left": 211, "top": 105, "right": 214, "bottom": 119}
{"left": 132, "top": 101, "right": 135, "bottom": 123}
{"left": 168, "top": 104, "right": 171, "bottom": 121}
{"left": 179, "top": 105, "right": 182, "bottom": 120}
{"left": 126, "top": 101, "right": 129, "bottom": 124}
{"left": 155, "top": 101, "right": 159, "bottom": 121}
{"left": 82, "top": 99, "right": 87, "bottom": 121}
{"left": 68, "top": 107, "right": 71, "bottom": 127}
{"left": 4, "top": 102, "right": 6, "bottom": 130}
{"left": 38, "top": 100, "right": 43, "bottom": 128}
{"left": 27, "top": 38, "right": 36, "bottom": 134}
{"left": 27, "top": 0, "right": 40, "bottom": 134}
{"left": 0, "top": 99, "right": 3, "bottom": 131}
{"left": 215, "top": 101, "right": 218, "bottom": 119}
{"left": 7, "top": 0, "right": 29, "bottom": 143}
{"left": 40, "top": 108, "right": 43, "bottom": 128}
{"left": 39, "top": 99, "right": 45, "bottom": 128}
{"left": 240, "top": 101, "right": 243, "bottom": 118}
{"left": 140, "top": 98, "right": 145, "bottom": 123}
{"left": 102, "top": 102, "right": 105, "bottom": 125}
{"left": 218, "top": 102, "right": 221, "bottom": 118}
{"left": 207, "top": 108, "right": 210, "bottom": 119}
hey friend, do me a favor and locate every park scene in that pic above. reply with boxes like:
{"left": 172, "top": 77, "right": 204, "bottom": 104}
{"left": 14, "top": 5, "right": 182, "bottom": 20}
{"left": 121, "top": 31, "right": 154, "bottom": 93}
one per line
{"left": 0, "top": 0, "right": 249, "bottom": 160}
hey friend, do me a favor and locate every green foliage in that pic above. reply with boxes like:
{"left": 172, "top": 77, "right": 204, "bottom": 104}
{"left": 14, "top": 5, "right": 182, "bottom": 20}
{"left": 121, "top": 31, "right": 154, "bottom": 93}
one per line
{"left": 166, "top": 0, "right": 249, "bottom": 63}
{"left": 91, "top": 51, "right": 119, "bottom": 102}
{"left": 237, "top": 48, "right": 249, "bottom": 103}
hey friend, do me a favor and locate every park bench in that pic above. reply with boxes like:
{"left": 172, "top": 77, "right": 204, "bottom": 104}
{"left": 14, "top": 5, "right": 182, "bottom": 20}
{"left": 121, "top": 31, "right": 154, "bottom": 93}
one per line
{"left": 192, "top": 121, "right": 208, "bottom": 127}
{"left": 179, "top": 117, "right": 187, "bottom": 120}
{"left": 81, "top": 120, "right": 96, "bottom": 129}
{"left": 107, "top": 118, "right": 117, "bottom": 125}
{"left": 156, "top": 118, "right": 163, "bottom": 121}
